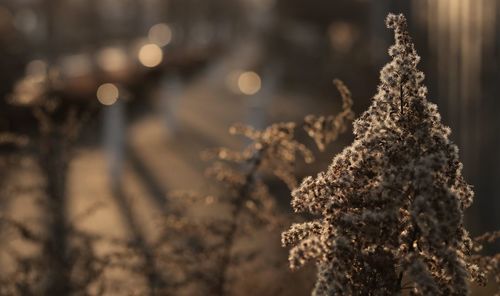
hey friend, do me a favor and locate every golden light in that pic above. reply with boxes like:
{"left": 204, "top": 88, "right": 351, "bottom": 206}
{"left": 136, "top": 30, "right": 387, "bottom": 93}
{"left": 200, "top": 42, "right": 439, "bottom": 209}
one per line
{"left": 26, "top": 59, "right": 47, "bottom": 82}
{"left": 10, "top": 77, "right": 44, "bottom": 105}
{"left": 237, "top": 71, "right": 261, "bottom": 95}
{"left": 97, "top": 47, "right": 128, "bottom": 72}
{"left": 59, "top": 54, "right": 92, "bottom": 78}
{"left": 148, "top": 23, "right": 172, "bottom": 47}
{"left": 138, "top": 44, "right": 163, "bottom": 68}
{"left": 327, "top": 22, "right": 357, "bottom": 53}
{"left": 96, "top": 83, "right": 119, "bottom": 106}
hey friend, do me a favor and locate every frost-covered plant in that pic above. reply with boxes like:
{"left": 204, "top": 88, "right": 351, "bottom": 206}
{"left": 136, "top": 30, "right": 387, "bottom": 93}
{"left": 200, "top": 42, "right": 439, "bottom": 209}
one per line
{"left": 282, "top": 13, "right": 498, "bottom": 296}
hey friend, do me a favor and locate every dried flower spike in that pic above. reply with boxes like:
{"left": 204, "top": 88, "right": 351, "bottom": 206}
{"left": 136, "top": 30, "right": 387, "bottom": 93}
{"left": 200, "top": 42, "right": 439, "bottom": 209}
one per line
{"left": 282, "top": 13, "right": 494, "bottom": 296}
{"left": 304, "top": 79, "right": 355, "bottom": 151}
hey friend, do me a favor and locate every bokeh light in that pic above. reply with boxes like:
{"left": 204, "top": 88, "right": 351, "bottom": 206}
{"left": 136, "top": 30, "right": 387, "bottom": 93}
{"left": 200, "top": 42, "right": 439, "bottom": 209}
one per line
{"left": 237, "top": 71, "right": 261, "bottom": 95}
{"left": 26, "top": 59, "right": 48, "bottom": 82}
{"left": 96, "top": 83, "right": 119, "bottom": 106}
{"left": 327, "top": 22, "right": 357, "bottom": 53}
{"left": 97, "top": 47, "right": 128, "bottom": 72}
{"left": 148, "top": 23, "right": 172, "bottom": 47}
{"left": 13, "top": 9, "right": 37, "bottom": 34}
{"left": 59, "top": 54, "right": 92, "bottom": 78}
{"left": 138, "top": 44, "right": 163, "bottom": 68}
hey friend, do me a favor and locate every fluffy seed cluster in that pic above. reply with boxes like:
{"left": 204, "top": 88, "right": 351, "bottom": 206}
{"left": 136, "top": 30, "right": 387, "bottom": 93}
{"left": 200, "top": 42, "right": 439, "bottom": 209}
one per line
{"left": 282, "top": 13, "right": 490, "bottom": 296}
{"left": 304, "top": 79, "right": 355, "bottom": 151}
{"left": 205, "top": 122, "right": 314, "bottom": 191}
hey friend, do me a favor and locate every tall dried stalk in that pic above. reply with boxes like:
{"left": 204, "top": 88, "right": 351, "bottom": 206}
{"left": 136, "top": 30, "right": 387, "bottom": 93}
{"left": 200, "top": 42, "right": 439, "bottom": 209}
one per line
{"left": 202, "top": 80, "right": 355, "bottom": 295}
{"left": 282, "top": 13, "right": 499, "bottom": 296}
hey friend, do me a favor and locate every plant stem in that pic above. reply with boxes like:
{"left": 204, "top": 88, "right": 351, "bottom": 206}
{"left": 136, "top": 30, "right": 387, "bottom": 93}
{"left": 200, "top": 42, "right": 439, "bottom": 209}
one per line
{"left": 400, "top": 81, "right": 404, "bottom": 115}
{"left": 212, "top": 149, "right": 264, "bottom": 295}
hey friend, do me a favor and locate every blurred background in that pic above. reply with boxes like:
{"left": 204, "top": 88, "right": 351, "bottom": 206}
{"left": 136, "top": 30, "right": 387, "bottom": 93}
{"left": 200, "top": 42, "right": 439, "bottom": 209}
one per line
{"left": 0, "top": 0, "right": 498, "bottom": 295}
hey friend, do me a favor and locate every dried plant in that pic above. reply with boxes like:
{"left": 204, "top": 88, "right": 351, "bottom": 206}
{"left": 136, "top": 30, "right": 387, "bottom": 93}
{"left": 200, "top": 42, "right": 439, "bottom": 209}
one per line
{"left": 0, "top": 207, "right": 132, "bottom": 296}
{"left": 304, "top": 79, "right": 355, "bottom": 151}
{"left": 282, "top": 13, "right": 499, "bottom": 296}
{"left": 146, "top": 81, "right": 355, "bottom": 295}
{"left": 470, "top": 231, "right": 500, "bottom": 294}
{"left": 200, "top": 82, "right": 355, "bottom": 295}
{"left": 204, "top": 122, "right": 314, "bottom": 295}
{"left": 33, "top": 99, "right": 99, "bottom": 295}
{"left": 0, "top": 98, "right": 123, "bottom": 296}
{"left": 149, "top": 122, "right": 317, "bottom": 295}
